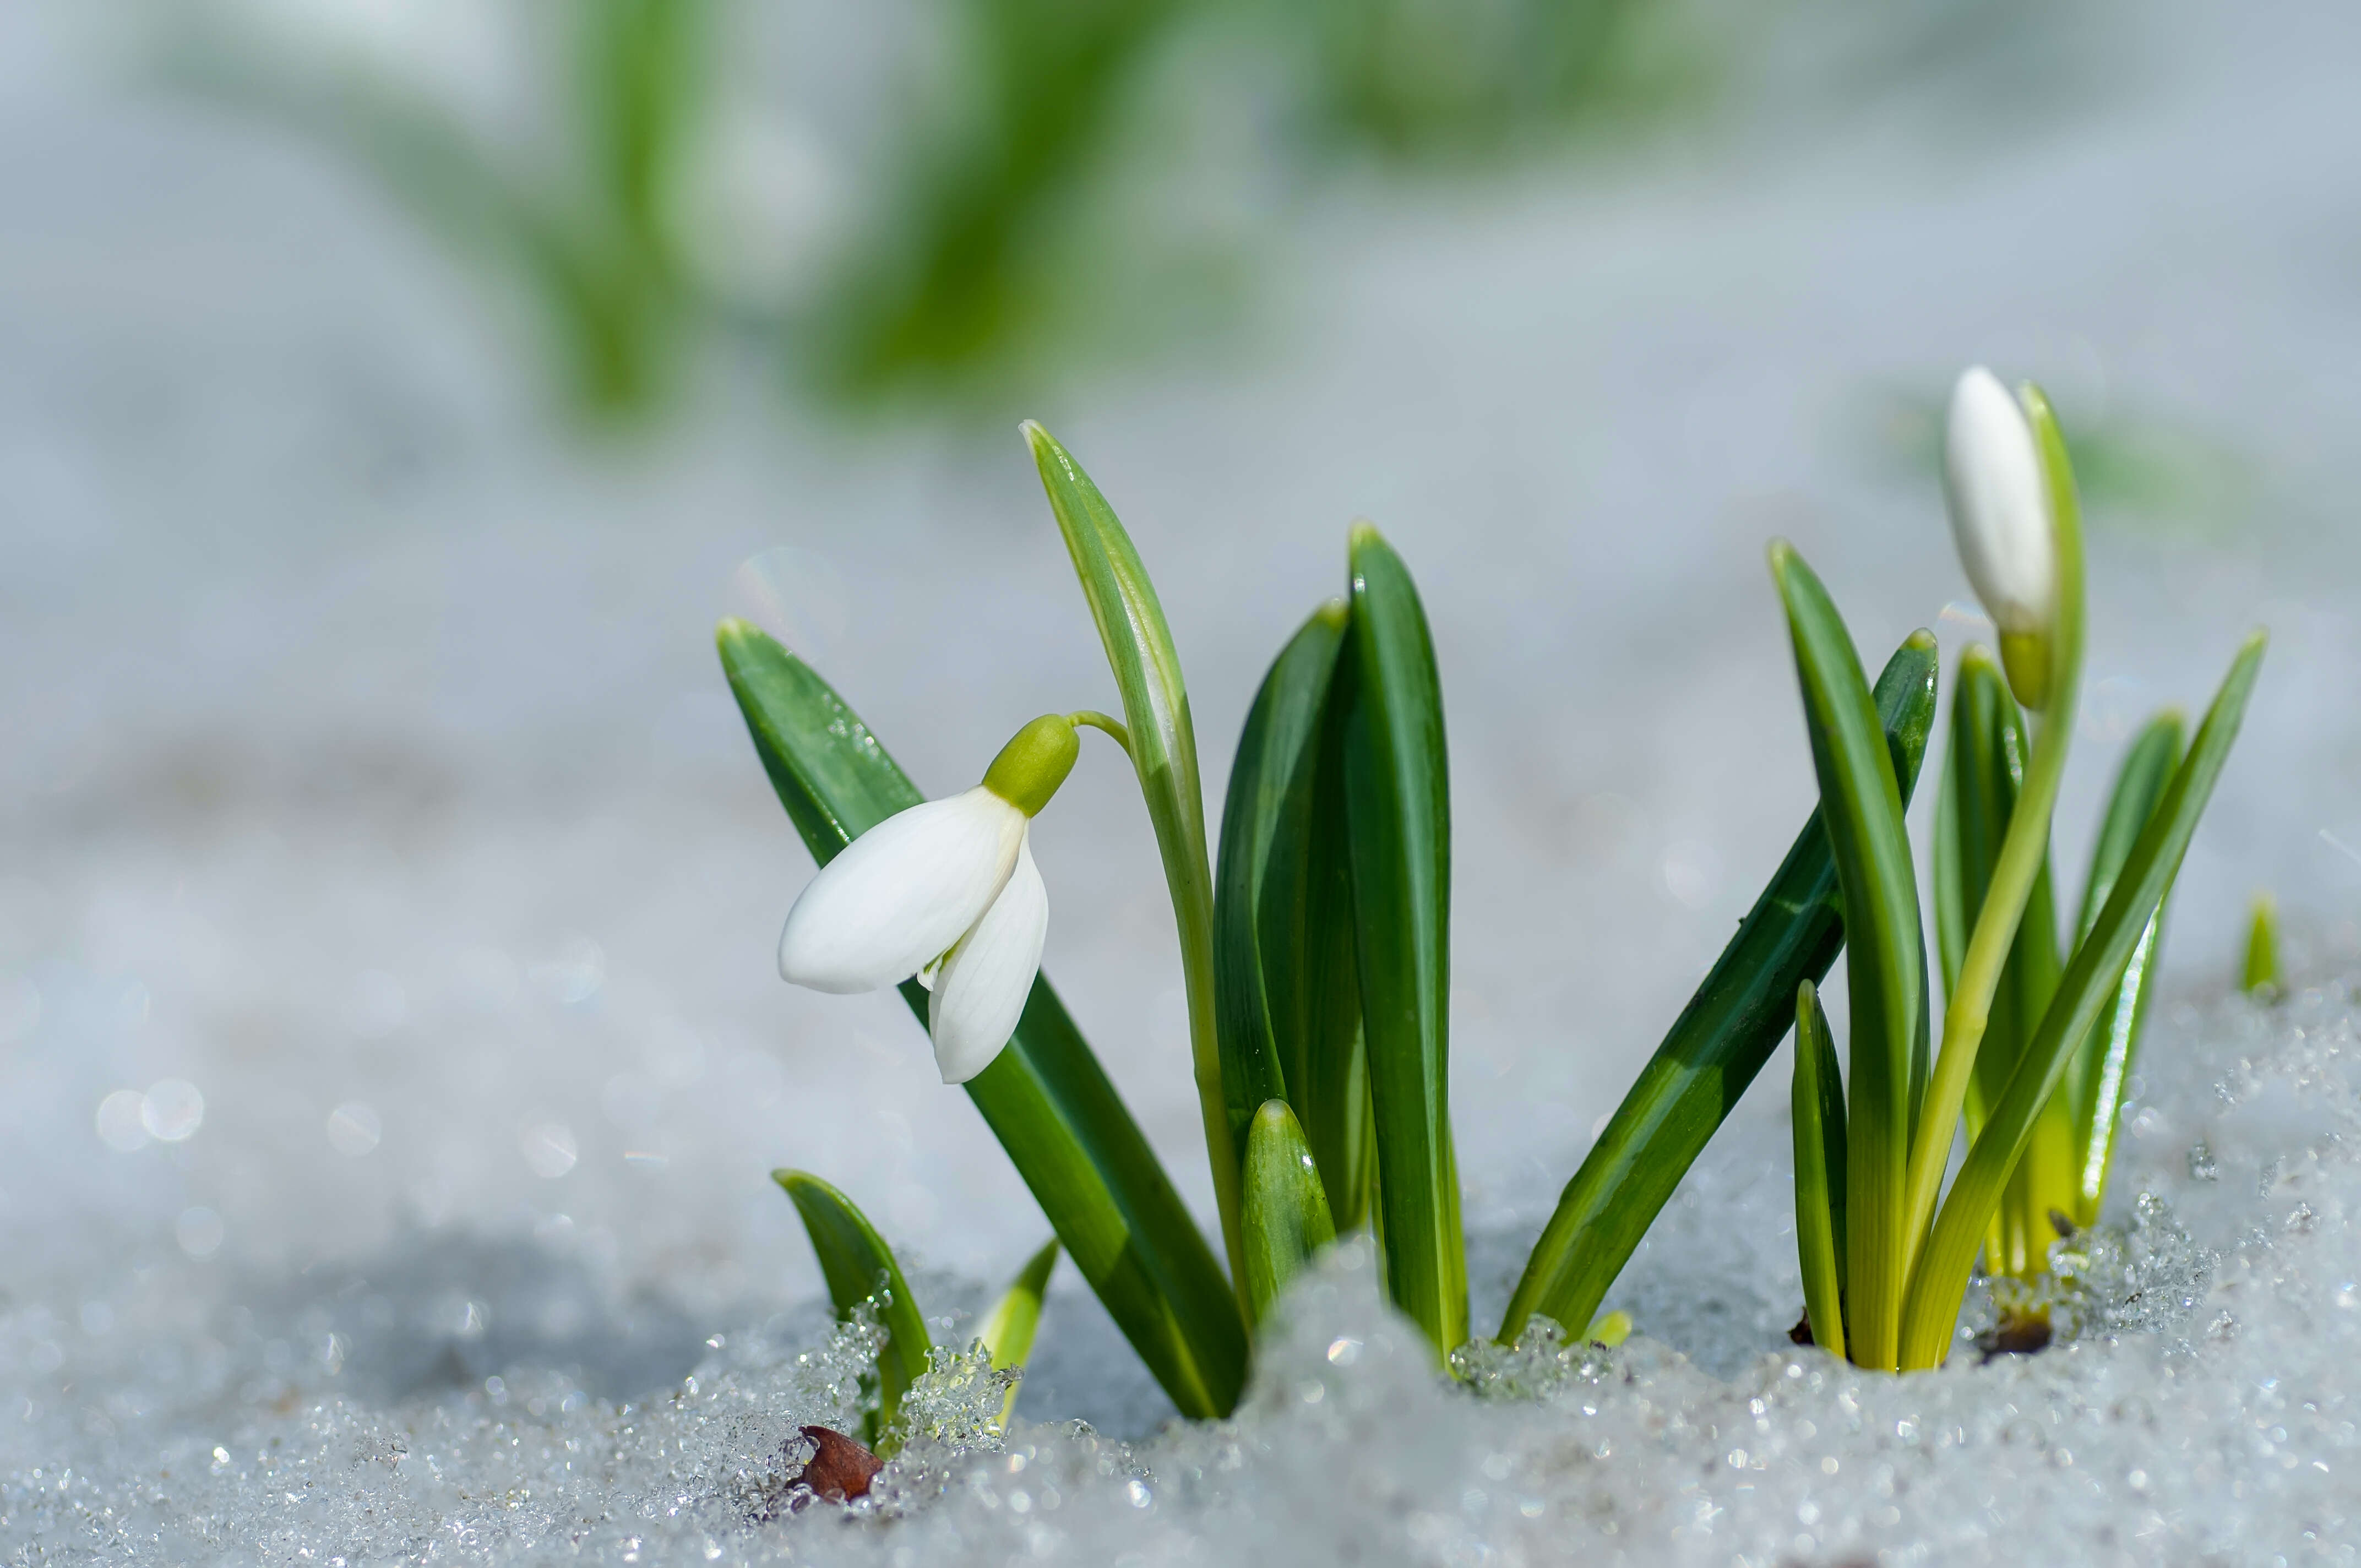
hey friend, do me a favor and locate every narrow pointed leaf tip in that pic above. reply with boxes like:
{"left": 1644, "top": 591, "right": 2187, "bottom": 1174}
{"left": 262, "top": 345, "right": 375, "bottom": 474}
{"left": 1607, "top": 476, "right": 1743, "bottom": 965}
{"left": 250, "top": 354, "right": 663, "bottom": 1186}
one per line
{"left": 1242, "top": 1100, "right": 1337, "bottom": 1324}
{"left": 979, "top": 1237, "right": 1061, "bottom": 1428}
{"left": 2243, "top": 893, "right": 2281, "bottom": 997}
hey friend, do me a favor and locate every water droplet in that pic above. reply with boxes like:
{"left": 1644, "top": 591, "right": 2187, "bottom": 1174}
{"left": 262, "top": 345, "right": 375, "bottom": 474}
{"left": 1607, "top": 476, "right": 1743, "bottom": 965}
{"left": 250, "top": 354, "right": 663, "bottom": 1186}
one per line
{"left": 140, "top": 1080, "right": 204, "bottom": 1142}
{"left": 325, "top": 1102, "right": 382, "bottom": 1157}
{"left": 520, "top": 1119, "right": 578, "bottom": 1178}
{"left": 95, "top": 1089, "right": 148, "bottom": 1152}
{"left": 175, "top": 1207, "right": 224, "bottom": 1259}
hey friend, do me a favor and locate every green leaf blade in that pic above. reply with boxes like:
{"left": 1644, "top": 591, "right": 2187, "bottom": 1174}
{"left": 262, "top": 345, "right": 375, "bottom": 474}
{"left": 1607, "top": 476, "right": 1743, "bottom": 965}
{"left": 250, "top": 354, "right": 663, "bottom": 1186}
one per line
{"left": 1214, "top": 599, "right": 1369, "bottom": 1228}
{"left": 1242, "top": 1100, "right": 1339, "bottom": 1324}
{"left": 1770, "top": 543, "right": 1928, "bottom": 1372}
{"left": 774, "top": 1170, "right": 932, "bottom": 1448}
{"left": 2069, "top": 712, "right": 2186, "bottom": 1226}
{"left": 979, "top": 1237, "right": 1061, "bottom": 1427}
{"left": 1500, "top": 633, "right": 1937, "bottom": 1343}
{"left": 1793, "top": 982, "right": 1848, "bottom": 1360}
{"left": 980, "top": 1238, "right": 1062, "bottom": 1371}
{"left": 2072, "top": 714, "right": 2186, "bottom": 945}
{"left": 1901, "top": 631, "right": 2267, "bottom": 1369}
{"left": 719, "top": 620, "right": 1248, "bottom": 1417}
{"left": 1340, "top": 524, "right": 1466, "bottom": 1359}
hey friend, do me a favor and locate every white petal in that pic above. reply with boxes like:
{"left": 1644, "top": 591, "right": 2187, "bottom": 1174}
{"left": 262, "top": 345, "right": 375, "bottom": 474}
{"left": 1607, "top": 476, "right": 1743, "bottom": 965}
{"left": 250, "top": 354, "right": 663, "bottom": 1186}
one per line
{"left": 1941, "top": 366, "right": 2054, "bottom": 633}
{"left": 928, "top": 832, "right": 1048, "bottom": 1084}
{"left": 777, "top": 787, "right": 1025, "bottom": 993}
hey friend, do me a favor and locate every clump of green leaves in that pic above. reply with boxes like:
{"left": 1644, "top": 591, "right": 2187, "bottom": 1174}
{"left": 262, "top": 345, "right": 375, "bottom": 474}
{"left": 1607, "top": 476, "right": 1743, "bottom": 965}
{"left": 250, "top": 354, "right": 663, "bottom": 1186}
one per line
{"left": 728, "top": 415, "right": 1965, "bottom": 1413}
{"left": 1780, "top": 378, "right": 2264, "bottom": 1369}
{"left": 728, "top": 374, "right": 2262, "bottom": 1407}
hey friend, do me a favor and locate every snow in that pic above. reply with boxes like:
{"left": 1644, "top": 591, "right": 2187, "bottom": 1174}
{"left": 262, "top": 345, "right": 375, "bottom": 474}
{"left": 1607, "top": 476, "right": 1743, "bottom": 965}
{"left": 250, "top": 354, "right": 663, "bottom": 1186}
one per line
{"left": 7, "top": 981, "right": 2361, "bottom": 1563}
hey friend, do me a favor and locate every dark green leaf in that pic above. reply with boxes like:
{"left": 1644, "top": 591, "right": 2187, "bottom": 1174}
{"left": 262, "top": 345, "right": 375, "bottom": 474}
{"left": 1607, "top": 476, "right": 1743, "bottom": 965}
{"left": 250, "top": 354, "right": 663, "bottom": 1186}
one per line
{"left": 1242, "top": 1100, "right": 1339, "bottom": 1324}
{"left": 719, "top": 620, "right": 1248, "bottom": 1417}
{"left": 1214, "top": 600, "right": 1369, "bottom": 1228}
{"left": 774, "top": 1170, "right": 932, "bottom": 1449}
{"left": 1501, "top": 633, "right": 1937, "bottom": 1342}
{"left": 1793, "top": 982, "right": 1848, "bottom": 1360}
{"left": 1901, "top": 631, "right": 2266, "bottom": 1368}
{"left": 1339, "top": 523, "right": 1465, "bottom": 1359}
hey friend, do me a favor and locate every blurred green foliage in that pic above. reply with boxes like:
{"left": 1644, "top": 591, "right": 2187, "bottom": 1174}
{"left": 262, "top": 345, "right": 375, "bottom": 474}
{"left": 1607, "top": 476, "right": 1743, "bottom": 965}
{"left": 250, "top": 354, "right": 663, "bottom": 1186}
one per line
{"left": 1303, "top": 0, "right": 1695, "bottom": 161}
{"left": 161, "top": 0, "right": 709, "bottom": 420}
{"left": 158, "top": 0, "right": 1715, "bottom": 422}
{"left": 808, "top": 0, "right": 1189, "bottom": 399}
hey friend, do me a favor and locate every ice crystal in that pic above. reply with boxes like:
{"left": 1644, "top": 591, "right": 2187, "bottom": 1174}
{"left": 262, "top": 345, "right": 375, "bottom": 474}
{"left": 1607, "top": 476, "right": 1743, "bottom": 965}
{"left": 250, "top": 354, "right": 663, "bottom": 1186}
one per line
{"left": 1449, "top": 1314, "right": 1620, "bottom": 1402}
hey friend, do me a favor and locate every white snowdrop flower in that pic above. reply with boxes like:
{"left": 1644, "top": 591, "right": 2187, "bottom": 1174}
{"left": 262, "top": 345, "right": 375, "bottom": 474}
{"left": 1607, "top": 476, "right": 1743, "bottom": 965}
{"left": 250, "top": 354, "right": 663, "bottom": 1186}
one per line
{"left": 1942, "top": 365, "right": 2058, "bottom": 708}
{"left": 778, "top": 714, "right": 1079, "bottom": 1084}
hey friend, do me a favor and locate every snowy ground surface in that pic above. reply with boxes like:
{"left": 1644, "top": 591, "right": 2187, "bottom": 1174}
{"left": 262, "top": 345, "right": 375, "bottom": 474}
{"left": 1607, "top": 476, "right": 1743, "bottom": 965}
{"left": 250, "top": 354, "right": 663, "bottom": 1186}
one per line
{"left": 3, "top": 0, "right": 2361, "bottom": 1562}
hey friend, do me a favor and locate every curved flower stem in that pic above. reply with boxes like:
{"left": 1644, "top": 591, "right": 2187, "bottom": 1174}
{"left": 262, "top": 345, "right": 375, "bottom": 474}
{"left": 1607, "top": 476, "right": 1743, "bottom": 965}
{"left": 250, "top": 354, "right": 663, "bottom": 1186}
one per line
{"left": 1899, "top": 385, "right": 2085, "bottom": 1265}
{"left": 1068, "top": 710, "right": 1134, "bottom": 754}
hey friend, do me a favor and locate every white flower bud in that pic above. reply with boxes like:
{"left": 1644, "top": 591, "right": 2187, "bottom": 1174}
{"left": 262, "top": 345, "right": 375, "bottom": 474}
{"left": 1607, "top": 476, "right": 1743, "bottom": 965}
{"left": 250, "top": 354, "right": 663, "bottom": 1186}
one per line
{"left": 1942, "top": 366, "right": 2057, "bottom": 707}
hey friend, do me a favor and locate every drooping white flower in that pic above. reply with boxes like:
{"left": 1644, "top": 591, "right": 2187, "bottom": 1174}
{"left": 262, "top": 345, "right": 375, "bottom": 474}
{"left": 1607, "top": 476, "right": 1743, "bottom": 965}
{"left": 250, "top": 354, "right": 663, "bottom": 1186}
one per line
{"left": 777, "top": 786, "right": 1028, "bottom": 995}
{"left": 928, "top": 836, "right": 1049, "bottom": 1082}
{"left": 1942, "top": 366, "right": 2058, "bottom": 707}
{"left": 777, "top": 715, "right": 1079, "bottom": 1084}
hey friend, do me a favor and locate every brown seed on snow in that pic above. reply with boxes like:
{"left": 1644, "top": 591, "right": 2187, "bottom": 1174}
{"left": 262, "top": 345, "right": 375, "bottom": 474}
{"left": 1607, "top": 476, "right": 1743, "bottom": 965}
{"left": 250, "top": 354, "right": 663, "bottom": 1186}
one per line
{"left": 749, "top": 1424, "right": 884, "bottom": 1520}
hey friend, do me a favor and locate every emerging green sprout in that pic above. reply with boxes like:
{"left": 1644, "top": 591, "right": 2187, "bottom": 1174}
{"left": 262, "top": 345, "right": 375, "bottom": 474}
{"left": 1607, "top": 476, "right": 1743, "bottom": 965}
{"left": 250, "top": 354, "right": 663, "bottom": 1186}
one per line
{"left": 1782, "top": 366, "right": 2265, "bottom": 1369}
{"left": 2243, "top": 893, "right": 2281, "bottom": 998}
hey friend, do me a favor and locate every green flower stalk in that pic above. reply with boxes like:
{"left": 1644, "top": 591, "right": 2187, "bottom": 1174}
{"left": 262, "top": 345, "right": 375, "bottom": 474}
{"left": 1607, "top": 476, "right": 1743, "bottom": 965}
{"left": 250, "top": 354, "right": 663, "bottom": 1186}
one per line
{"left": 1902, "top": 372, "right": 2088, "bottom": 1272}
{"left": 1023, "top": 421, "right": 1248, "bottom": 1309}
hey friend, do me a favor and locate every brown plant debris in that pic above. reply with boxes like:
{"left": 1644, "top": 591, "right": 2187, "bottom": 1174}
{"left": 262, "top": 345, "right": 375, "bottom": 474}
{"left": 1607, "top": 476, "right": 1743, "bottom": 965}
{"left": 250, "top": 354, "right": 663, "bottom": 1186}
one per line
{"left": 1977, "top": 1309, "right": 2054, "bottom": 1361}
{"left": 749, "top": 1425, "right": 884, "bottom": 1520}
